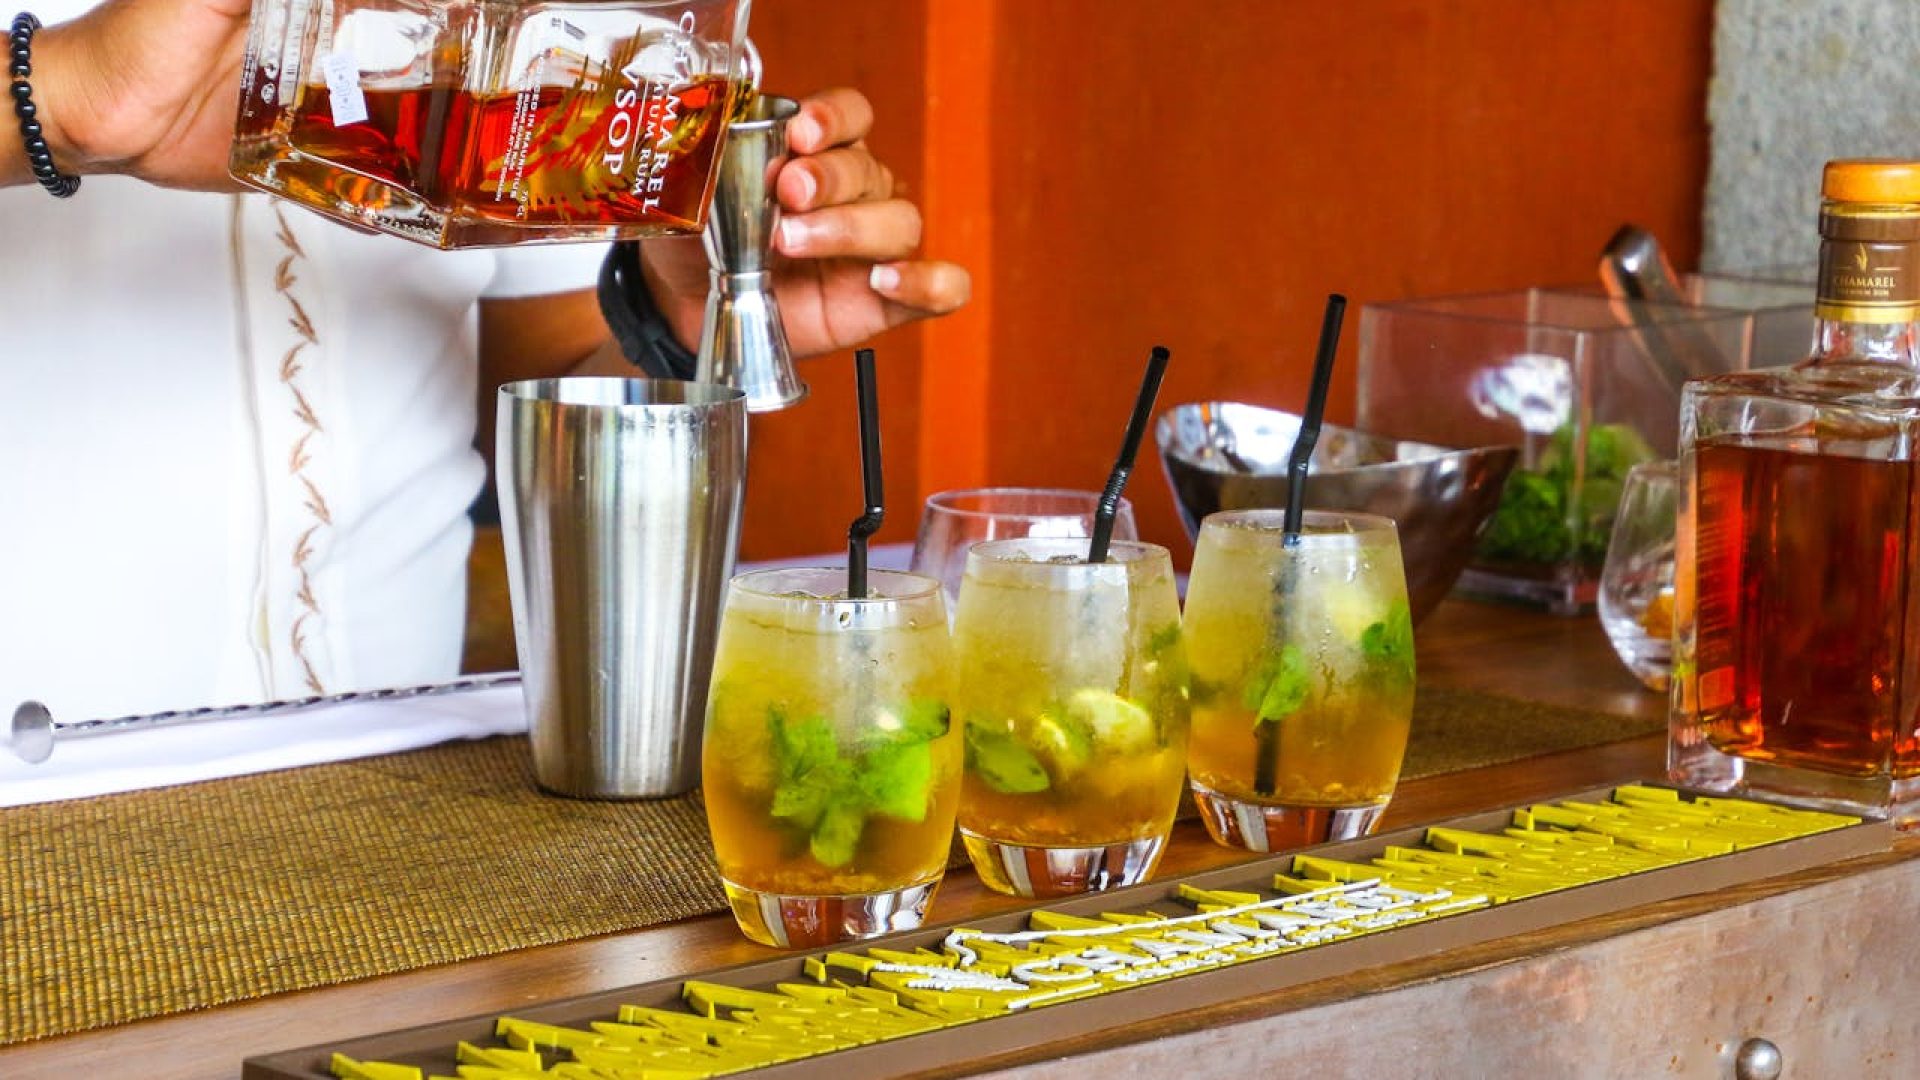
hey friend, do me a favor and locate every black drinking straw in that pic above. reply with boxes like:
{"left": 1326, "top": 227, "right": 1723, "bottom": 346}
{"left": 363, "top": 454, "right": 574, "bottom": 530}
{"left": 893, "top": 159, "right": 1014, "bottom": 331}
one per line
{"left": 1088, "top": 345, "right": 1173, "bottom": 563}
{"left": 1255, "top": 294, "right": 1347, "bottom": 797}
{"left": 1283, "top": 295, "right": 1348, "bottom": 544}
{"left": 846, "top": 348, "right": 884, "bottom": 599}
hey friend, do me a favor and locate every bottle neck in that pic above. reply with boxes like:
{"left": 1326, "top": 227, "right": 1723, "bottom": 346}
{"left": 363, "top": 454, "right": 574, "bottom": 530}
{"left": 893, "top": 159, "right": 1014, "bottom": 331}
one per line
{"left": 1807, "top": 214, "right": 1920, "bottom": 368}
{"left": 1810, "top": 316, "right": 1920, "bottom": 367}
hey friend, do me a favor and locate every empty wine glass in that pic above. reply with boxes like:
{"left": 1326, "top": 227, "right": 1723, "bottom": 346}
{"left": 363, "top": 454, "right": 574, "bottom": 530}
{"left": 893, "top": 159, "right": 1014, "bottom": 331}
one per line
{"left": 1598, "top": 461, "right": 1678, "bottom": 692}
{"left": 909, "top": 488, "right": 1137, "bottom": 611}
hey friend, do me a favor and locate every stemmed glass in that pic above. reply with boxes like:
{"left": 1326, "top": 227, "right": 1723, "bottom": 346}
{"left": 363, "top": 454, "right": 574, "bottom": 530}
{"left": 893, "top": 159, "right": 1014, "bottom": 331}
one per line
{"left": 909, "top": 488, "right": 1137, "bottom": 611}
{"left": 1598, "top": 460, "right": 1679, "bottom": 692}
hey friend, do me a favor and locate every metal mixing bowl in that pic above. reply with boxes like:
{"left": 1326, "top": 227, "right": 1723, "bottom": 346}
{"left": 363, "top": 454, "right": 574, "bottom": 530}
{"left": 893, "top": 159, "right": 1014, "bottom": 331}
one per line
{"left": 1157, "top": 401, "right": 1519, "bottom": 625}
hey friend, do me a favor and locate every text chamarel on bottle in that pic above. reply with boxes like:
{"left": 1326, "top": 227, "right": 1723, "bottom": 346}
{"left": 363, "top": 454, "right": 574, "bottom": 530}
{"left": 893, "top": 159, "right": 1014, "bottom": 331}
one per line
{"left": 604, "top": 12, "right": 700, "bottom": 213}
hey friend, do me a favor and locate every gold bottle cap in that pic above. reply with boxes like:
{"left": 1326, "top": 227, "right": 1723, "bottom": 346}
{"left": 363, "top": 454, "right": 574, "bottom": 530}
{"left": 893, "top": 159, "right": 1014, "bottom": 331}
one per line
{"left": 1822, "top": 159, "right": 1920, "bottom": 205}
{"left": 1818, "top": 161, "right": 1920, "bottom": 323}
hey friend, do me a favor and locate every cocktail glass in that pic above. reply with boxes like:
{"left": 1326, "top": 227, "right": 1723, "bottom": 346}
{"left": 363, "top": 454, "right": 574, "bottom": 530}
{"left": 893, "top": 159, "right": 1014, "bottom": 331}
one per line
{"left": 952, "top": 538, "right": 1189, "bottom": 897}
{"left": 909, "top": 488, "right": 1137, "bottom": 612}
{"left": 1183, "top": 509, "right": 1416, "bottom": 852}
{"left": 703, "top": 568, "right": 958, "bottom": 948}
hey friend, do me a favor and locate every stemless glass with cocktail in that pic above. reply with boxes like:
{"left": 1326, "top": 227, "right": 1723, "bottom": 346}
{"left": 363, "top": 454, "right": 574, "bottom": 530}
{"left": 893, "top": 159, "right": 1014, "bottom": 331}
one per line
{"left": 704, "top": 350, "right": 959, "bottom": 948}
{"left": 952, "top": 537, "right": 1191, "bottom": 896}
{"left": 703, "top": 567, "right": 959, "bottom": 948}
{"left": 1183, "top": 508, "right": 1416, "bottom": 852}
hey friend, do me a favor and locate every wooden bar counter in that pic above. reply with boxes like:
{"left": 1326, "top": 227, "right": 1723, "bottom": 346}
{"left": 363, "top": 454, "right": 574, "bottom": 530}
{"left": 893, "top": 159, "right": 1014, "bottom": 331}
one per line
{"left": 6, "top": 601, "right": 1915, "bottom": 1079}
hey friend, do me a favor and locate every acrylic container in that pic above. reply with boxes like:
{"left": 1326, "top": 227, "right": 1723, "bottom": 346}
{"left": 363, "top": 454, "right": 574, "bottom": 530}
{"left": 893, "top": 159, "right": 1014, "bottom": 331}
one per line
{"left": 1357, "top": 288, "right": 1753, "bottom": 614}
{"left": 1548, "top": 272, "right": 1816, "bottom": 370}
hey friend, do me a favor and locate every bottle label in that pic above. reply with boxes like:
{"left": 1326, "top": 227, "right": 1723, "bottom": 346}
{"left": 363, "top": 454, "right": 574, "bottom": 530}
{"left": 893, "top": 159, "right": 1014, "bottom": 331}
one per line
{"left": 1817, "top": 209, "right": 1920, "bottom": 324}
{"left": 319, "top": 52, "right": 369, "bottom": 128}
{"left": 1817, "top": 240, "right": 1920, "bottom": 323}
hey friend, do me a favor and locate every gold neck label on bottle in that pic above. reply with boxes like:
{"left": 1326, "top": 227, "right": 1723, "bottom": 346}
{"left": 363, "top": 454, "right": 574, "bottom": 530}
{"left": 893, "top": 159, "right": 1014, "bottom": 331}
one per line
{"left": 1818, "top": 240, "right": 1920, "bottom": 323}
{"left": 1817, "top": 212, "right": 1920, "bottom": 324}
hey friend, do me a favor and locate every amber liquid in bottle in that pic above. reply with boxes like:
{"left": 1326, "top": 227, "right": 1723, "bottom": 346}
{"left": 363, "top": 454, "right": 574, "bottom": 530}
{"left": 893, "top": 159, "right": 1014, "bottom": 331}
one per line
{"left": 229, "top": 0, "right": 755, "bottom": 247}
{"left": 1692, "top": 439, "right": 1920, "bottom": 776}
{"left": 283, "top": 75, "right": 735, "bottom": 231}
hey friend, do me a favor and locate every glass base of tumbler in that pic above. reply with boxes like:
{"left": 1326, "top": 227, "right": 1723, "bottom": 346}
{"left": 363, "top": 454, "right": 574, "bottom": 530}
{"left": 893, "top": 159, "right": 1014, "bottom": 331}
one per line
{"left": 1191, "top": 782, "right": 1389, "bottom": 852}
{"left": 959, "top": 829, "right": 1166, "bottom": 898}
{"left": 1669, "top": 732, "right": 1920, "bottom": 829}
{"left": 721, "top": 877, "right": 939, "bottom": 949}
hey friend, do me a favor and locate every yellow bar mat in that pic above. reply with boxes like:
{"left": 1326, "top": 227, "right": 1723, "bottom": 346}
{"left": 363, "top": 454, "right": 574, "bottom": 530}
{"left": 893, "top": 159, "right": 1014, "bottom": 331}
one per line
{"left": 0, "top": 685, "right": 1660, "bottom": 1046}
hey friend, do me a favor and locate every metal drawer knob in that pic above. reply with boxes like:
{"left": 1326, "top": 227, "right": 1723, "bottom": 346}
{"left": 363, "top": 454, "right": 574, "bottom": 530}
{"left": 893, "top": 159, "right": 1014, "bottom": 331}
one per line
{"left": 1735, "top": 1037, "right": 1782, "bottom": 1080}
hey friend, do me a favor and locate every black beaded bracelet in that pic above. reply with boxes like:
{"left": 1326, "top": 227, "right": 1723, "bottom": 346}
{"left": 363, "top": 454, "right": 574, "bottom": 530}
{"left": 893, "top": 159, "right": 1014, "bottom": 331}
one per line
{"left": 10, "top": 12, "right": 80, "bottom": 198}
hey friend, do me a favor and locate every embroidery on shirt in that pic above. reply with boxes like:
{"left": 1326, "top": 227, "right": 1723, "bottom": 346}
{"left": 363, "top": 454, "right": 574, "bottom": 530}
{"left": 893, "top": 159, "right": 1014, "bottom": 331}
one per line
{"left": 271, "top": 205, "right": 330, "bottom": 695}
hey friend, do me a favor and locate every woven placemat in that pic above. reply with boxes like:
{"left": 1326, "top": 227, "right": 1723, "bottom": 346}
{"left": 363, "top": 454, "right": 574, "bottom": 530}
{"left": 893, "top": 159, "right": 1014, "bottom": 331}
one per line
{"left": 1400, "top": 685, "right": 1663, "bottom": 780}
{"left": 0, "top": 685, "right": 1662, "bottom": 1046}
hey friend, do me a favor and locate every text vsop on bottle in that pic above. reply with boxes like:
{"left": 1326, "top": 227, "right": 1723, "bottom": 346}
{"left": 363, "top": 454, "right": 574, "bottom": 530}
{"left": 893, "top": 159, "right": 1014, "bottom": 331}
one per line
{"left": 604, "top": 12, "right": 699, "bottom": 213}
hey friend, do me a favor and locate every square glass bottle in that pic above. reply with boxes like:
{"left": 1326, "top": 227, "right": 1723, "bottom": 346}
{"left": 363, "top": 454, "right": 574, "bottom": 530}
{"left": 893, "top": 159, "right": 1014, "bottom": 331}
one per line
{"left": 229, "top": 0, "right": 754, "bottom": 248}
{"left": 1671, "top": 159, "right": 1920, "bottom": 826}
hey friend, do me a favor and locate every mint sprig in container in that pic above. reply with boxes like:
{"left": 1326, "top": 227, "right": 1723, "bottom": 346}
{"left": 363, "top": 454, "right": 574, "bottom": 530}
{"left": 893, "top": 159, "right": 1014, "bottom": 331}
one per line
{"left": 703, "top": 350, "right": 961, "bottom": 948}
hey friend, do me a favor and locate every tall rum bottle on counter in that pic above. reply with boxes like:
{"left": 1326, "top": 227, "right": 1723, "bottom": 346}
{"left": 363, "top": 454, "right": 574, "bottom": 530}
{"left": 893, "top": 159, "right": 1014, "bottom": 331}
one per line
{"left": 229, "top": 0, "right": 754, "bottom": 249}
{"left": 1671, "top": 159, "right": 1920, "bottom": 825}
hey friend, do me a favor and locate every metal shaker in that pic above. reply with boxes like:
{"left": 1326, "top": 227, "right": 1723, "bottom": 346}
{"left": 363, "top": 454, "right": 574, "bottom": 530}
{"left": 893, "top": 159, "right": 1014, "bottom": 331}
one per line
{"left": 696, "top": 95, "right": 807, "bottom": 412}
{"left": 498, "top": 378, "right": 747, "bottom": 798}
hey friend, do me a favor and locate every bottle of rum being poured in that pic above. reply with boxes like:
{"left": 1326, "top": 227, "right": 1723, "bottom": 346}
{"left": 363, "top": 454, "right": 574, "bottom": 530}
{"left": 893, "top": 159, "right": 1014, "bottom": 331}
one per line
{"left": 1671, "top": 158, "right": 1920, "bottom": 826}
{"left": 229, "top": 0, "right": 755, "bottom": 249}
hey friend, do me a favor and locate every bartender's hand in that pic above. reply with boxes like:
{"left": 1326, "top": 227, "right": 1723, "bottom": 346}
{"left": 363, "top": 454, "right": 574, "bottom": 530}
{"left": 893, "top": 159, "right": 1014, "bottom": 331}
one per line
{"left": 637, "top": 88, "right": 971, "bottom": 359}
{"left": 28, "top": 0, "right": 251, "bottom": 190}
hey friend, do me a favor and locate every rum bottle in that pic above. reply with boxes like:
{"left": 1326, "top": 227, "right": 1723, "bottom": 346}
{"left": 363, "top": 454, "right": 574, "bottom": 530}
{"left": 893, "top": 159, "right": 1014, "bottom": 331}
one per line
{"left": 1671, "top": 159, "right": 1920, "bottom": 825}
{"left": 229, "top": 0, "right": 754, "bottom": 249}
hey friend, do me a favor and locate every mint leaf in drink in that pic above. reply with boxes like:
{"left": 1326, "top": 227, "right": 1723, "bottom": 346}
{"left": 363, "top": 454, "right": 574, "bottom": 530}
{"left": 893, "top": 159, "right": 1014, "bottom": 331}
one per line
{"left": 1147, "top": 622, "right": 1183, "bottom": 657}
{"left": 964, "top": 724, "right": 1051, "bottom": 794}
{"left": 1361, "top": 600, "right": 1414, "bottom": 664}
{"left": 768, "top": 710, "right": 850, "bottom": 831}
{"left": 765, "top": 700, "right": 958, "bottom": 864}
{"left": 858, "top": 738, "right": 934, "bottom": 822}
{"left": 850, "top": 699, "right": 946, "bottom": 821}
{"left": 1244, "top": 644, "right": 1311, "bottom": 726}
{"left": 1361, "top": 600, "right": 1416, "bottom": 687}
{"left": 770, "top": 708, "right": 839, "bottom": 778}
{"left": 1141, "top": 622, "right": 1191, "bottom": 745}
{"left": 809, "top": 797, "right": 865, "bottom": 868}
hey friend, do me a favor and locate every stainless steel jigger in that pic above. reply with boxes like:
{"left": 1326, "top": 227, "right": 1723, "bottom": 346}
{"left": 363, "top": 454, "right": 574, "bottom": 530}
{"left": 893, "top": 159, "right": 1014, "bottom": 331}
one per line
{"left": 696, "top": 95, "right": 806, "bottom": 412}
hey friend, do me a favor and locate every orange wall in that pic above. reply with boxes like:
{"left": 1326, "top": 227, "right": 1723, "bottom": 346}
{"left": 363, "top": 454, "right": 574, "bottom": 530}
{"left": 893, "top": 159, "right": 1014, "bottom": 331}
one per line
{"left": 740, "top": 1, "right": 931, "bottom": 560}
{"left": 742, "top": 0, "right": 1712, "bottom": 565}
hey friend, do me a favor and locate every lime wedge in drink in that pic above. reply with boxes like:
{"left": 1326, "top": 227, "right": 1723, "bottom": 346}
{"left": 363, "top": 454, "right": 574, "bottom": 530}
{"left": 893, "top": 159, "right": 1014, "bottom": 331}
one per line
{"left": 1066, "top": 689, "right": 1155, "bottom": 753}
